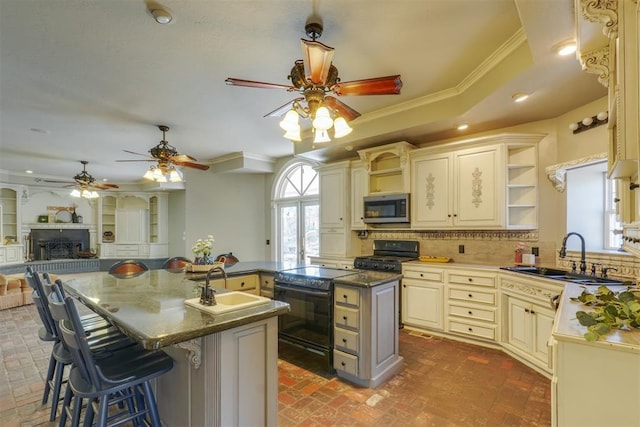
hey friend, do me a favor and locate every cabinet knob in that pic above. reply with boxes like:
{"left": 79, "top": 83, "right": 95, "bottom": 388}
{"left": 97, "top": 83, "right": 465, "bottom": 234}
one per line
{"left": 468, "top": 278, "right": 473, "bottom": 282}
{"left": 339, "top": 217, "right": 343, "bottom": 221}
{"left": 468, "top": 310, "right": 473, "bottom": 315}
{"left": 448, "top": 214, "right": 452, "bottom": 218}
{"left": 468, "top": 327, "right": 473, "bottom": 332}
{"left": 525, "top": 308, "right": 530, "bottom": 313}
{"left": 343, "top": 294, "right": 348, "bottom": 299}
{"left": 342, "top": 338, "right": 347, "bottom": 343}
{"left": 341, "top": 361, "right": 346, "bottom": 367}
{"left": 530, "top": 310, "right": 536, "bottom": 315}
{"left": 241, "top": 282, "right": 245, "bottom": 287}
{"left": 468, "top": 293, "right": 473, "bottom": 298}
{"left": 343, "top": 316, "right": 347, "bottom": 320}
{"left": 420, "top": 273, "right": 424, "bottom": 277}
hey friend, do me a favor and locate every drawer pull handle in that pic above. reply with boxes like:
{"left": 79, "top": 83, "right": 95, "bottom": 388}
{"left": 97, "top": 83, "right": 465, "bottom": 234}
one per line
{"left": 525, "top": 308, "right": 530, "bottom": 313}
{"left": 343, "top": 294, "right": 348, "bottom": 299}
{"left": 468, "top": 311, "right": 473, "bottom": 315}
{"left": 343, "top": 316, "right": 347, "bottom": 320}
{"left": 342, "top": 338, "right": 347, "bottom": 343}
{"left": 341, "top": 362, "right": 346, "bottom": 367}
{"left": 468, "top": 278, "right": 473, "bottom": 282}
{"left": 468, "top": 327, "right": 473, "bottom": 332}
{"left": 468, "top": 294, "right": 473, "bottom": 298}
{"left": 420, "top": 273, "right": 424, "bottom": 277}
{"left": 241, "top": 282, "right": 245, "bottom": 287}
{"left": 531, "top": 310, "right": 536, "bottom": 315}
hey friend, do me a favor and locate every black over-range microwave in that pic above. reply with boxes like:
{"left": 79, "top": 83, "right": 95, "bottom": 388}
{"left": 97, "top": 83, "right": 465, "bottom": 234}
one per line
{"left": 363, "top": 193, "right": 410, "bottom": 224}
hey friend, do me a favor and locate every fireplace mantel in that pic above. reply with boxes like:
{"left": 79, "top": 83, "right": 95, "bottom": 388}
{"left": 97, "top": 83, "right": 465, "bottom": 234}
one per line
{"left": 24, "top": 223, "right": 97, "bottom": 231}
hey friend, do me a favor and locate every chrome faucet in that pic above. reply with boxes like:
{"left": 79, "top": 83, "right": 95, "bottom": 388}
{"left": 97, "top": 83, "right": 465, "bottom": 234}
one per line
{"left": 559, "top": 232, "right": 587, "bottom": 274}
{"left": 201, "top": 266, "right": 227, "bottom": 306}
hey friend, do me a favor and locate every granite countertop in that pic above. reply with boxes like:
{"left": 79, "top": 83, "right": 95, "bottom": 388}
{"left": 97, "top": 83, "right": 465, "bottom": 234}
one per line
{"left": 185, "top": 261, "right": 305, "bottom": 280}
{"left": 60, "top": 269, "right": 290, "bottom": 350}
{"left": 333, "top": 270, "right": 402, "bottom": 287}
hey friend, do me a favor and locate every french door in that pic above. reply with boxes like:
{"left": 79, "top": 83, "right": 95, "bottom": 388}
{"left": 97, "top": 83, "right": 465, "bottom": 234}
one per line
{"left": 278, "top": 200, "right": 319, "bottom": 264}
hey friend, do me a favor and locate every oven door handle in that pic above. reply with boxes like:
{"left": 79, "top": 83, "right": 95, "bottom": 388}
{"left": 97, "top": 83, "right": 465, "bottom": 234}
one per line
{"left": 274, "top": 282, "right": 331, "bottom": 297}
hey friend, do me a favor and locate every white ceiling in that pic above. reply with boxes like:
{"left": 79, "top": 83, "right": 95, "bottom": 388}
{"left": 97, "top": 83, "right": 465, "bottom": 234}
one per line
{"left": 0, "top": 0, "right": 606, "bottom": 184}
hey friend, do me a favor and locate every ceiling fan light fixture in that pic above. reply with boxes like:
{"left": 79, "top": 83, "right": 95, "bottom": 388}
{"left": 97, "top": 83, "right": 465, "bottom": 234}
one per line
{"left": 313, "top": 128, "right": 331, "bottom": 144}
{"left": 279, "top": 110, "right": 300, "bottom": 131}
{"left": 312, "top": 106, "right": 333, "bottom": 130}
{"left": 512, "top": 92, "right": 529, "bottom": 103}
{"left": 301, "top": 39, "right": 335, "bottom": 85}
{"left": 70, "top": 189, "right": 81, "bottom": 198}
{"left": 151, "top": 8, "right": 172, "bottom": 24}
{"left": 168, "top": 167, "right": 183, "bottom": 183}
{"left": 143, "top": 167, "right": 156, "bottom": 180}
{"left": 333, "top": 117, "right": 352, "bottom": 138}
{"left": 283, "top": 126, "right": 302, "bottom": 142}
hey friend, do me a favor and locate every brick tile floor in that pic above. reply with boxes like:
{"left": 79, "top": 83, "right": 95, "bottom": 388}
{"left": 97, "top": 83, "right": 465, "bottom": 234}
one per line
{"left": 1, "top": 304, "right": 551, "bottom": 426}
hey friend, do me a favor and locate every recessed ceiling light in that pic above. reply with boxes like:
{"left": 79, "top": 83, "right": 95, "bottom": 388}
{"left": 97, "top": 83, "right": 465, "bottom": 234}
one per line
{"left": 512, "top": 93, "right": 529, "bottom": 103}
{"left": 457, "top": 123, "right": 469, "bottom": 131}
{"left": 30, "top": 127, "right": 50, "bottom": 134}
{"left": 553, "top": 39, "right": 577, "bottom": 56}
{"left": 25, "top": 170, "right": 33, "bottom": 174}
{"left": 151, "top": 8, "right": 172, "bottom": 24}
{"left": 102, "top": 178, "right": 108, "bottom": 182}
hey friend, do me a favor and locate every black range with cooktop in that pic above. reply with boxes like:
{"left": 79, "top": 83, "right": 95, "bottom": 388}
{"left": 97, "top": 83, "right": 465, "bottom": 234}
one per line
{"left": 274, "top": 266, "right": 355, "bottom": 373}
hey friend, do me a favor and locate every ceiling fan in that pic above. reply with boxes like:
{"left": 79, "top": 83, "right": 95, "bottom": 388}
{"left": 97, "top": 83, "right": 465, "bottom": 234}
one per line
{"left": 116, "top": 125, "right": 209, "bottom": 182}
{"left": 225, "top": 19, "right": 402, "bottom": 143}
{"left": 38, "top": 160, "right": 119, "bottom": 198}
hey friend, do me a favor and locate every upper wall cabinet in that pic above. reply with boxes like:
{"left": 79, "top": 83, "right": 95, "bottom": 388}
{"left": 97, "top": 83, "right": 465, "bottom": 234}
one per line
{"left": 410, "top": 134, "right": 542, "bottom": 230}
{"left": 575, "top": 0, "right": 639, "bottom": 181}
{"left": 357, "top": 142, "right": 415, "bottom": 195}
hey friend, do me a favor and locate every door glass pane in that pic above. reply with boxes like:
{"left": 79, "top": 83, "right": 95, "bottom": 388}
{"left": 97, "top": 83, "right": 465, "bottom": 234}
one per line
{"left": 280, "top": 205, "right": 298, "bottom": 263}
{"left": 303, "top": 203, "right": 319, "bottom": 263}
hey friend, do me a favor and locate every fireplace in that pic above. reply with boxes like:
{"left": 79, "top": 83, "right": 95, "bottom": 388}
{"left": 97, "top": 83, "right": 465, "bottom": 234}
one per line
{"left": 30, "top": 228, "right": 90, "bottom": 260}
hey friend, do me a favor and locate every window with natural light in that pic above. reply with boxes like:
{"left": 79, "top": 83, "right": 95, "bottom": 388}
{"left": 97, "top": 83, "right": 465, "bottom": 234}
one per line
{"left": 274, "top": 162, "right": 319, "bottom": 264}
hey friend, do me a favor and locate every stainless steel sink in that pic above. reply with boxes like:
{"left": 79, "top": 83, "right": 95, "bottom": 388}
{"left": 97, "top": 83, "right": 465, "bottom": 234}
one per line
{"left": 501, "top": 266, "right": 629, "bottom": 286}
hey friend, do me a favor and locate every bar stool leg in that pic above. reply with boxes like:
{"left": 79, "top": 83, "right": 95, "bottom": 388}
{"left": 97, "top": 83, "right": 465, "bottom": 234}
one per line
{"left": 59, "top": 386, "right": 72, "bottom": 427}
{"left": 42, "top": 354, "right": 57, "bottom": 404}
{"left": 49, "top": 362, "right": 66, "bottom": 421}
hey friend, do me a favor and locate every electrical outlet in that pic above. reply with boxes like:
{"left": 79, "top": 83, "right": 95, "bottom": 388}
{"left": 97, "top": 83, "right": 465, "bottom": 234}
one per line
{"left": 532, "top": 247, "right": 539, "bottom": 256}
{"left": 266, "top": 239, "right": 270, "bottom": 245}
{"left": 458, "top": 245, "right": 465, "bottom": 254}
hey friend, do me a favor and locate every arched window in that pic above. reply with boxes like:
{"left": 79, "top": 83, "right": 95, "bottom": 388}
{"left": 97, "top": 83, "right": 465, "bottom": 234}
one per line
{"left": 273, "top": 161, "right": 319, "bottom": 264}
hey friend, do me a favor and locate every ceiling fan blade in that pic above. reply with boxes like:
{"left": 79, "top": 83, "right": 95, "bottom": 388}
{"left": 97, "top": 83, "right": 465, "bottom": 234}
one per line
{"left": 324, "top": 96, "right": 361, "bottom": 121}
{"left": 170, "top": 154, "right": 197, "bottom": 163}
{"left": 41, "top": 179, "right": 76, "bottom": 184}
{"left": 225, "top": 78, "right": 296, "bottom": 91}
{"left": 333, "top": 75, "right": 403, "bottom": 96}
{"left": 264, "top": 98, "right": 304, "bottom": 118}
{"left": 173, "top": 161, "right": 210, "bottom": 171}
{"left": 301, "top": 39, "right": 335, "bottom": 85}
{"left": 91, "top": 183, "right": 119, "bottom": 190}
{"left": 123, "top": 149, "right": 153, "bottom": 158}
{"left": 116, "top": 159, "right": 157, "bottom": 163}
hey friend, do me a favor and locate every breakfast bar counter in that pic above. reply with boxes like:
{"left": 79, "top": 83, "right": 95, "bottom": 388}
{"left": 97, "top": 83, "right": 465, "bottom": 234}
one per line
{"left": 59, "top": 269, "right": 290, "bottom": 427}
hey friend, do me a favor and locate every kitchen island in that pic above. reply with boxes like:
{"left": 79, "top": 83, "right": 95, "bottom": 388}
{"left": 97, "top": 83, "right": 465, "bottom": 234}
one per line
{"left": 60, "top": 269, "right": 290, "bottom": 427}
{"left": 552, "top": 284, "right": 640, "bottom": 427}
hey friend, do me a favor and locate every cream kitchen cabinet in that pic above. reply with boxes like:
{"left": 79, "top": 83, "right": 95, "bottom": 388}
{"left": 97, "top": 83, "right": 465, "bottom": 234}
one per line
{"left": 259, "top": 272, "right": 274, "bottom": 298}
{"left": 208, "top": 274, "right": 259, "bottom": 295}
{"left": 350, "top": 160, "right": 367, "bottom": 230}
{"left": 309, "top": 256, "right": 355, "bottom": 270}
{"left": 318, "top": 161, "right": 351, "bottom": 257}
{"left": 411, "top": 144, "right": 505, "bottom": 229}
{"left": 446, "top": 269, "right": 498, "bottom": 342}
{"left": 500, "top": 273, "right": 561, "bottom": 374}
{"left": 0, "top": 185, "right": 24, "bottom": 266}
{"left": 98, "top": 192, "right": 168, "bottom": 259}
{"left": 401, "top": 265, "right": 444, "bottom": 331}
{"left": 357, "top": 141, "right": 415, "bottom": 195}
{"left": 333, "top": 280, "right": 402, "bottom": 388}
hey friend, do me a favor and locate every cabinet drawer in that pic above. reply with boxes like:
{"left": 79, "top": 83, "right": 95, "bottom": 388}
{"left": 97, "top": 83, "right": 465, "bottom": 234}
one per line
{"left": 335, "top": 285, "right": 359, "bottom": 308}
{"left": 448, "top": 303, "right": 496, "bottom": 322}
{"left": 116, "top": 244, "right": 139, "bottom": 251}
{"left": 259, "top": 274, "right": 274, "bottom": 291}
{"left": 448, "top": 272, "right": 496, "bottom": 288}
{"left": 403, "top": 268, "right": 443, "bottom": 282}
{"left": 335, "top": 306, "right": 359, "bottom": 330}
{"left": 333, "top": 349, "right": 358, "bottom": 376}
{"left": 448, "top": 320, "right": 496, "bottom": 340}
{"left": 448, "top": 287, "right": 496, "bottom": 305}
{"left": 334, "top": 328, "right": 359, "bottom": 353}
{"left": 226, "top": 275, "right": 258, "bottom": 291}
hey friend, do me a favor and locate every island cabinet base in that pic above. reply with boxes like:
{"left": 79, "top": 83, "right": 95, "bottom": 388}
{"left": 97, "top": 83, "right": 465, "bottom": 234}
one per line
{"left": 157, "top": 317, "right": 279, "bottom": 426}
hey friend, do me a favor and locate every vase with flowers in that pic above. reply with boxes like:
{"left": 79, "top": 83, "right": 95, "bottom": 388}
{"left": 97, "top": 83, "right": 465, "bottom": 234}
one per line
{"left": 192, "top": 235, "right": 215, "bottom": 265}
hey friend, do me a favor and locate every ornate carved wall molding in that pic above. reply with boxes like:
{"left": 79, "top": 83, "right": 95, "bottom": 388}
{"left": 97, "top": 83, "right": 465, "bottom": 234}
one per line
{"left": 545, "top": 152, "right": 607, "bottom": 192}
{"left": 580, "top": 46, "right": 610, "bottom": 87}
{"left": 579, "top": 0, "right": 619, "bottom": 38}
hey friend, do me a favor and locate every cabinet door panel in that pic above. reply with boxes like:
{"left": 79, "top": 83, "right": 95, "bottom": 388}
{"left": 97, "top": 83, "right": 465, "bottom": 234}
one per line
{"left": 532, "top": 305, "right": 554, "bottom": 366}
{"left": 402, "top": 280, "right": 443, "bottom": 330}
{"left": 319, "top": 170, "right": 345, "bottom": 228}
{"left": 507, "top": 297, "right": 530, "bottom": 353}
{"left": 411, "top": 154, "right": 452, "bottom": 228}
{"left": 454, "top": 146, "right": 503, "bottom": 227}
